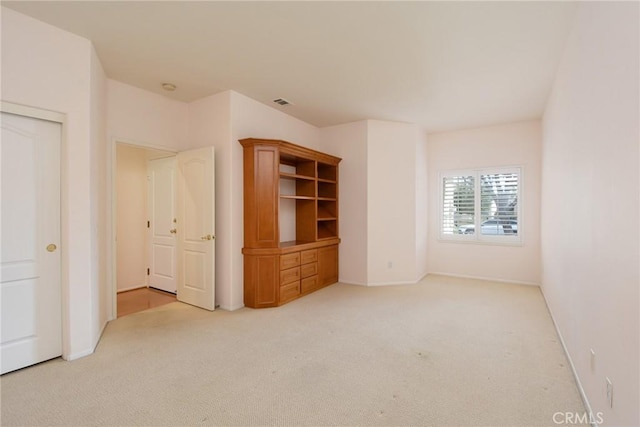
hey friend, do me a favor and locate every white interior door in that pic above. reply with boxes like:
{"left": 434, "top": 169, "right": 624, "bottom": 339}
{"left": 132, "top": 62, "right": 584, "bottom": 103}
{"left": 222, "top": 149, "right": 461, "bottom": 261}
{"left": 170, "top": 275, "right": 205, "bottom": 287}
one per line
{"left": 147, "top": 156, "right": 177, "bottom": 293}
{"left": 1, "top": 112, "right": 62, "bottom": 374}
{"left": 176, "top": 147, "right": 215, "bottom": 310}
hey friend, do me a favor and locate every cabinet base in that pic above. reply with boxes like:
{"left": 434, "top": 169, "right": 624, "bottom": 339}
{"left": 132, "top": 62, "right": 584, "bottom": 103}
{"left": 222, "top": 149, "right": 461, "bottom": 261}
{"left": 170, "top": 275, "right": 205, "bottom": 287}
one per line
{"left": 243, "top": 242, "right": 339, "bottom": 308}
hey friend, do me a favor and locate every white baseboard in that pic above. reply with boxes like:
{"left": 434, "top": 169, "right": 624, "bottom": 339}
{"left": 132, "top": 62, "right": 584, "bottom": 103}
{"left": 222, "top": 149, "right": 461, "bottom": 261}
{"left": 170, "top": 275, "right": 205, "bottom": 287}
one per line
{"left": 341, "top": 271, "right": 429, "bottom": 287}
{"left": 96, "top": 319, "right": 108, "bottom": 346}
{"left": 117, "top": 283, "right": 147, "bottom": 293}
{"left": 540, "top": 286, "right": 597, "bottom": 427}
{"left": 338, "top": 280, "right": 368, "bottom": 286}
{"left": 64, "top": 318, "right": 109, "bottom": 362}
{"left": 427, "top": 271, "right": 539, "bottom": 287}
{"left": 367, "top": 280, "right": 423, "bottom": 286}
{"left": 64, "top": 347, "right": 94, "bottom": 361}
{"left": 416, "top": 270, "right": 429, "bottom": 282}
{"left": 219, "top": 303, "right": 244, "bottom": 311}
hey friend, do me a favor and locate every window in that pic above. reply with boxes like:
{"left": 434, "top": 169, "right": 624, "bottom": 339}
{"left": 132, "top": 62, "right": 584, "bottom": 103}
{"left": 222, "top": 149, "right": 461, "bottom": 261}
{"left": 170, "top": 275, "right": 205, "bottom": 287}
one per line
{"left": 440, "top": 167, "right": 521, "bottom": 244}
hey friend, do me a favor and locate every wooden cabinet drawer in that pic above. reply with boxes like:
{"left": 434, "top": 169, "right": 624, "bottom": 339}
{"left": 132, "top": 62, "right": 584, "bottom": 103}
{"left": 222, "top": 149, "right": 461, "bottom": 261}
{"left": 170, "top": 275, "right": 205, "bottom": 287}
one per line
{"left": 300, "top": 262, "right": 317, "bottom": 279}
{"left": 301, "top": 275, "right": 319, "bottom": 293}
{"left": 280, "top": 281, "right": 300, "bottom": 303}
{"left": 280, "top": 252, "right": 300, "bottom": 270}
{"left": 300, "top": 249, "right": 317, "bottom": 265}
{"left": 280, "top": 266, "right": 300, "bottom": 285}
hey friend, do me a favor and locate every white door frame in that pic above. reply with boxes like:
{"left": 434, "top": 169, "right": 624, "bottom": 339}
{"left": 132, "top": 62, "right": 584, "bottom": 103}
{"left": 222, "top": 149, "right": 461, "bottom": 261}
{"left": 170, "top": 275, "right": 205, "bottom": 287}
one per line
{"left": 110, "top": 137, "right": 177, "bottom": 319}
{"left": 0, "top": 101, "right": 68, "bottom": 359}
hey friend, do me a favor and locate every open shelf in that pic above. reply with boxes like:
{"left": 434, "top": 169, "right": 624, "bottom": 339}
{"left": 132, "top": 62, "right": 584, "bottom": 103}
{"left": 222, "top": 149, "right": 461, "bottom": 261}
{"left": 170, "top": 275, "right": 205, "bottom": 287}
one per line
{"left": 280, "top": 157, "right": 316, "bottom": 177}
{"left": 318, "top": 162, "right": 337, "bottom": 181}
{"left": 317, "top": 220, "right": 338, "bottom": 240}
{"left": 296, "top": 199, "right": 316, "bottom": 242}
{"left": 280, "top": 195, "right": 315, "bottom": 200}
{"left": 318, "top": 180, "right": 337, "bottom": 199}
{"left": 317, "top": 201, "right": 337, "bottom": 219}
{"left": 297, "top": 179, "right": 316, "bottom": 198}
{"left": 280, "top": 172, "right": 316, "bottom": 181}
{"left": 279, "top": 162, "right": 315, "bottom": 198}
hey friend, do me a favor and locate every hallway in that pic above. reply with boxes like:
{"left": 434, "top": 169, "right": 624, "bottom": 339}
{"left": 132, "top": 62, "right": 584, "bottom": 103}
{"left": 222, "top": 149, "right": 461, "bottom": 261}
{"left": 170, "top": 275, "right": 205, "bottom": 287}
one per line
{"left": 117, "top": 288, "right": 176, "bottom": 318}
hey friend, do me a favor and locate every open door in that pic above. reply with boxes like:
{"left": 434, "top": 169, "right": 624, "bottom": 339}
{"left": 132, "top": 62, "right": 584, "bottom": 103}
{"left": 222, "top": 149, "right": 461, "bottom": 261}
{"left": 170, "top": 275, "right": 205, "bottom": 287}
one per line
{"left": 176, "top": 147, "right": 215, "bottom": 310}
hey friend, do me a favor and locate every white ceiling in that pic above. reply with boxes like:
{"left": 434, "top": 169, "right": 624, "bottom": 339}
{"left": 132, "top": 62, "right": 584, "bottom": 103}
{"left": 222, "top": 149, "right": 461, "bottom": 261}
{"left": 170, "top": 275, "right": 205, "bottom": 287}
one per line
{"left": 3, "top": 1, "right": 578, "bottom": 132}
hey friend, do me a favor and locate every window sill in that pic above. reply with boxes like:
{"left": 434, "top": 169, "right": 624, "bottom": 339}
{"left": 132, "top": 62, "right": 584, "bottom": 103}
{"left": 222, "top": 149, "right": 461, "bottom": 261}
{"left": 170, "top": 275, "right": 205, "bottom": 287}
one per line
{"left": 437, "top": 237, "right": 523, "bottom": 247}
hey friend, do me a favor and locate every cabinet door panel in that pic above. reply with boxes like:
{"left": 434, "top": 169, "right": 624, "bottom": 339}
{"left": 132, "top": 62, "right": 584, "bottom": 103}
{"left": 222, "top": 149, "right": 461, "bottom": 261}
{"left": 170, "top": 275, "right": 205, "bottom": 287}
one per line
{"left": 244, "top": 255, "right": 278, "bottom": 308}
{"left": 318, "top": 245, "right": 338, "bottom": 286}
{"left": 244, "top": 146, "right": 279, "bottom": 248}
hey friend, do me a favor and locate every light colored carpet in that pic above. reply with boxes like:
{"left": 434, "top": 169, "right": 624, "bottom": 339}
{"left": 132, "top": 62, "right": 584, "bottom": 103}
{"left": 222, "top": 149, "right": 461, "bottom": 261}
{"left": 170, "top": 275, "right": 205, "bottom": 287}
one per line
{"left": 1, "top": 275, "right": 586, "bottom": 426}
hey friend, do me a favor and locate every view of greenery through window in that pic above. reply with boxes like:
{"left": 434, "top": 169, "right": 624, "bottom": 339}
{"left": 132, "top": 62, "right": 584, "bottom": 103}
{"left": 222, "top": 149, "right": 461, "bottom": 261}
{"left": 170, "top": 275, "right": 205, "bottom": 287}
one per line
{"left": 442, "top": 171, "right": 519, "bottom": 237}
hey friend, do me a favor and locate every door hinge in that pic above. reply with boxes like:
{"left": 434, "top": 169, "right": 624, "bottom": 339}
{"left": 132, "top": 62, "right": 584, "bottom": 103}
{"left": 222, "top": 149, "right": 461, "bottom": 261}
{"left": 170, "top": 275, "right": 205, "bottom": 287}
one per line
{"left": 147, "top": 220, "right": 150, "bottom": 228}
{"left": 147, "top": 268, "right": 150, "bottom": 275}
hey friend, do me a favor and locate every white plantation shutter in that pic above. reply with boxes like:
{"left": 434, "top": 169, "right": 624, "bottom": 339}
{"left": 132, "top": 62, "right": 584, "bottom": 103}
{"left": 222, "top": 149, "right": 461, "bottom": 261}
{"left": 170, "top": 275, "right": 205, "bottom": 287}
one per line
{"left": 480, "top": 173, "right": 519, "bottom": 235}
{"left": 440, "top": 168, "right": 521, "bottom": 243}
{"left": 442, "top": 175, "right": 474, "bottom": 235}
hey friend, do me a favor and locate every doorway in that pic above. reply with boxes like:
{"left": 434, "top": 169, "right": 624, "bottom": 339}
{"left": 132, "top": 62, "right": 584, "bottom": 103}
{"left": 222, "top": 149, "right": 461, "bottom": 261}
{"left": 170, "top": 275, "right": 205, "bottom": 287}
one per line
{"left": 115, "top": 143, "right": 177, "bottom": 317}
{"left": 112, "top": 141, "right": 216, "bottom": 318}
{"left": 116, "top": 287, "right": 176, "bottom": 318}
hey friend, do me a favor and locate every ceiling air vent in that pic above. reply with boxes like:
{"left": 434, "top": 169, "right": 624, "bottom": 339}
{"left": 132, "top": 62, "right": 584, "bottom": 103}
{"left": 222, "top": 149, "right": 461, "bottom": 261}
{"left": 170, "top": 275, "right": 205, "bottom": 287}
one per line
{"left": 273, "top": 98, "right": 292, "bottom": 106}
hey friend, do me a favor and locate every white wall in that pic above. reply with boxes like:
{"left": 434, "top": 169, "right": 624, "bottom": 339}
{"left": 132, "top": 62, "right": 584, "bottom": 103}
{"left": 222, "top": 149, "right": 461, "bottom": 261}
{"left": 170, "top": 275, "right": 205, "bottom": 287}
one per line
{"left": 320, "top": 120, "right": 427, "bottom": 287}
{"left": 89, "top": 46, "right": 109, "bottom": 346}
{"left": 231, "top": 92, "right": 321, "bottom": 151}
{"left": 427, "top": 120, "right": 542, "bottom": 285}
{"left": 107, "top": 79, "right": 189, "bottom": 151}
{"left": 367, "top": 120, "right": 423, "bottom": 285}
{"left": 415, "top": 131, "right": 429, "bottom": 280}
{"left": 1, "top": 7, "right": 105, "bottom": 359}
{"left": 320, "top": 121, "right": 369, "bottom": 285}
{"left": 541, "top": 3, "right": 639, "bottom": 425}
{"left": 115, "top": 145, "right": 148, "bottom": 292}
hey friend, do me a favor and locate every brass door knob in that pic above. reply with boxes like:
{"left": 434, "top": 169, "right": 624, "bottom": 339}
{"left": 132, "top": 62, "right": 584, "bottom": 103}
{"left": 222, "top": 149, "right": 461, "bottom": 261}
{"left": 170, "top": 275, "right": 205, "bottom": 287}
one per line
{"left": 46, "top": 244, "right": 57, "bottom": 252}
{"left": 169, "top": 229, "right": 177, "bottom": 234}
{"left": 200, "top": 234, "right": 213, "bottom": 240}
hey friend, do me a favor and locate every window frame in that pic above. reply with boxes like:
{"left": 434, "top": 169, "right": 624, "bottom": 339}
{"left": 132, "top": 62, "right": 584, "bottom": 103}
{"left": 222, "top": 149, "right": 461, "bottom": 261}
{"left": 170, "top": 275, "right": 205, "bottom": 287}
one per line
{"left": 438, "top": 166, "right": 523, "bottom": 246}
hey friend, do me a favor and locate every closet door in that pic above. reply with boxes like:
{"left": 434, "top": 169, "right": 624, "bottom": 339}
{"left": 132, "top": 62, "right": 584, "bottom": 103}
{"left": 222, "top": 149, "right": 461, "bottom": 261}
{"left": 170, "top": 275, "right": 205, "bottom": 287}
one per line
{"left": 1, "top": 112, "right": 62, "bottom": 374}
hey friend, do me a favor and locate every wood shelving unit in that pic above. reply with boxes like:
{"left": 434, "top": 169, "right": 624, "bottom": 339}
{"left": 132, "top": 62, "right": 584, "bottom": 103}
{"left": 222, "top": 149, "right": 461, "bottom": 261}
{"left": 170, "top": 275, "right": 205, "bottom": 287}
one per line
{"left": 240, "top": 138, "right": 341, "bottom": 308}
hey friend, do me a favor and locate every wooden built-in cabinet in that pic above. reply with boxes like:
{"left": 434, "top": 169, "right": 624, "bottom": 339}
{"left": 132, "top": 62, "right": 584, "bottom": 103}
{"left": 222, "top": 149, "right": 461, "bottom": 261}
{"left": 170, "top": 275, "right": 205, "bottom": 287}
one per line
{"left": 240, "top": 138, "right": 341, "bottom": 308}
